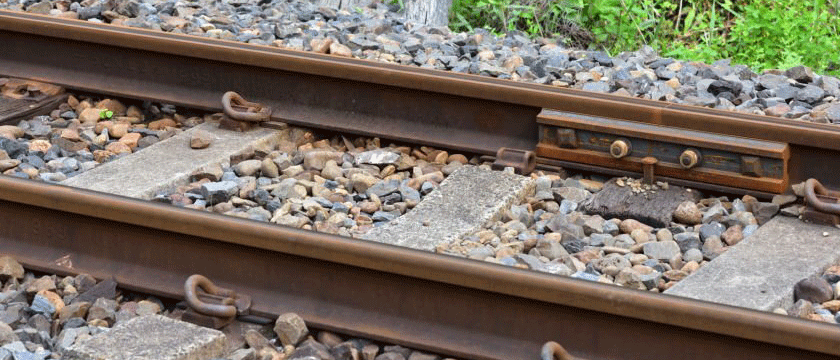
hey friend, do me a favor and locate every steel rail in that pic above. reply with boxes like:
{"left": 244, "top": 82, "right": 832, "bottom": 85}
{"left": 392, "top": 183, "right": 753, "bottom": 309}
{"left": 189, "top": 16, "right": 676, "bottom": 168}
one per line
{"left": 0, "top": 176, "right": 839, "bottom": 359}
{"left": 1, "top": 11, "right": 840, "bottom": 188}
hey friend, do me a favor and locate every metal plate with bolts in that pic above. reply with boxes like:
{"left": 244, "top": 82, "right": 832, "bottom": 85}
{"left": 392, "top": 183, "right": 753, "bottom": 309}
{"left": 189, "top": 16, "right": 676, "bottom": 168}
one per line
{"left": 536, "top": 109, "right": 790, "bottom": 193}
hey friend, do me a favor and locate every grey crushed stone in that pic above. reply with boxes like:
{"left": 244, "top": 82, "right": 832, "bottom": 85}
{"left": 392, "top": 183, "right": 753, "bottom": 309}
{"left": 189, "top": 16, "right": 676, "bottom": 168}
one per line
{"left": 1, "top": 0, "right": 837, "bottom": 124}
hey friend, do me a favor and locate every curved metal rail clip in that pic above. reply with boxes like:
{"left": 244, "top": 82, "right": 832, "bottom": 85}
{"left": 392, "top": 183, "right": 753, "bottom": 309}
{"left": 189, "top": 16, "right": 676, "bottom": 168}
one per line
{"left": 182, "top": 274, "right": 251, "bottom": 329}
{"left": 219, "top": 91, "right": 271, "bottom": 131}
{"left": 541, "top": 341, "right": 589, "bottom": 360}
{"left": 802, "top": 179, "right": 840, "bottom": 226}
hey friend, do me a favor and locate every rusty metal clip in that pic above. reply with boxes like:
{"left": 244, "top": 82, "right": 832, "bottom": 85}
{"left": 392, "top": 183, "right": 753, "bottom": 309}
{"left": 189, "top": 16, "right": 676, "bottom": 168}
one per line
{"left": 541, "top": 341, "right": 587, "bottom": 360}
{"left": 802, "top": 179, "right": 840, "bottom": 226}
{"left": 1, "top": 78, "right": 64, "bottom": 101}
{"left": 183, "top": 274, "right": 251, "bottom": 329}
{"left": 221, "top": 91, "right": 271, "bottom": 122}
{"left": 491, "top": 147, "right": 536, "bottom": 175}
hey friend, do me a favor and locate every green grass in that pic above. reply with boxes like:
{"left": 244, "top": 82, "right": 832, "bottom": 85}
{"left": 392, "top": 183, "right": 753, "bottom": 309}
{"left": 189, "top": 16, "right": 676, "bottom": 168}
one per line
{"left": 449, "top": 0, "right": 840, "bottom": 75}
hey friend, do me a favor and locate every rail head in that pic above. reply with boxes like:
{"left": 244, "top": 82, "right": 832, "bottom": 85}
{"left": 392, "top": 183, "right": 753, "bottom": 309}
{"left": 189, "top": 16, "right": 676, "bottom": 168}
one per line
{"left": 2, "top": 11, "right": 840, "bottom": 152}
{"left": 0, "top": 175, "right": 838, "bottom": 358}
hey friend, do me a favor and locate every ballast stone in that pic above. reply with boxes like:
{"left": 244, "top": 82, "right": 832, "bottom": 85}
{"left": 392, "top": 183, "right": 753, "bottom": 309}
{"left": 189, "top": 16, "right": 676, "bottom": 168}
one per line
{"left": 362, "top": 165, "right": 534, "bottom": 251}
{"left": 64, "top": 315, "right": 225, "bottom": 360}
{"left": 665, "top": 216, "right": 840, "bottom": 311}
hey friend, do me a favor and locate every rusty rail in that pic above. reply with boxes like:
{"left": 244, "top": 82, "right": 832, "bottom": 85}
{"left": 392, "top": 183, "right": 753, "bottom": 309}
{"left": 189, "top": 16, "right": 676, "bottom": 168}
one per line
{"left": 2, "top": 11, "right": 840, "bottom": 191}
{"left": 2, "top": 10, "right": 840, "bottom": 359}
{"left": 1, "top": 177, "right": 839, "bottom": 359}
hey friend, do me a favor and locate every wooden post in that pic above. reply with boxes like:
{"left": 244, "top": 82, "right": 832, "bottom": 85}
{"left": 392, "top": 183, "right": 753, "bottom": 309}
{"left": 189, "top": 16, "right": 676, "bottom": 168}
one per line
{"left": 313, "top": 0, "right": 453, "bottom": 27}
{"left": 404, "top": 0, "right": 452, "bottom": 27}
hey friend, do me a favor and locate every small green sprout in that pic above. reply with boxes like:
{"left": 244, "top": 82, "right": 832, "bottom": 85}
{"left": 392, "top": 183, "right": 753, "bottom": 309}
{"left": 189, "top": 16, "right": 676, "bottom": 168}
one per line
{"left": 99, "top": 109, "right": 114, "bottom": 120}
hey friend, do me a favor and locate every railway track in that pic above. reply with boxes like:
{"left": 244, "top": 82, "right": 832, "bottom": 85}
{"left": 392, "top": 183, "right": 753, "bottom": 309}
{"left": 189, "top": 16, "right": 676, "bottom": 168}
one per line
{"left": 2, "top": 10, "right": 840, "bottom": 360}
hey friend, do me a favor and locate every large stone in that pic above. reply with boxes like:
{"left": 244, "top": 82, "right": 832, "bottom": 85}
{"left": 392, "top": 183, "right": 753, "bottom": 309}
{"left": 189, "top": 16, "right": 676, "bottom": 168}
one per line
{"left": 0, "top": 257, "right": 24, "bottom": 281}
{"left": 25, "top": 276, "right": 55, "bottom": 294}
{"left": 73, "top": 277, "right": 117, "bottom": 304}
{"left": 64, "top": 315, "right": 225, "bottom": 360}
{"left": 0, "top": 159, "right": 21, "bottom": 172}
{"left": 698, "top": 223, "right": 726, "bottom": 241}
{"left": 289, "top": 338, "right": 332, "bottom": 360}
{"left": 583, "top": 179, "right": 700, "bottom": 228}
{"left": 551, "top": 186, "right": 590, "bottom": 203}
{"left": 321, "top": 160, "right": 342, "bottom": 180}
{"left": 546, "top": 215, "right": 585, "bottom": 241}
{"left": 355, "top": 149, "right": 401, "bottom": 166}
{"left": 750, "top": 202, "right": 779, "bottom": 225}
{"left": 233, "top": 159, "right": 262, "bottom": 177}
{"left": 615, "top": 268, "right": 644, "bottom": 289}
{"left": 200, "top": 181, "right": 239, "bottom": 205}
{"left": 189, "top": 130, "right": 213, "bottom": 149}
{"left": 619, "top": 219, "right": 652, "bottom": 234}
{"left": 785, "top": 66, "right": 815, "bottom": 83}
{"left": 260, "top": 158, "right": 279, "bottom": 178}
{"left": 721, "top": 225, "right": 744, "bottom": 246}
{"left": 191, "top": 164, "right": 224, "bottom": 182}
{"left": 0, "top": 126, "right": 23, "bottom": 139}
{"left": 794, "top": 276, "right": 833, "bottom": 303}
{"left": 78, "top": 108, "right": 105, "bottom": 124}
{"left": 673, "top": 232, "right": 702, "bottom": 253}
{"left": 303, "top": 150, "right": 343, "bottom": 171}
{"left": 795, "top": 84, "right": 826, "bottom": 103}
{"left": 274, "top": 313, "right": 308, "bottom": 347}
{"left": 366, "top": 179, "right": 400, "bottom": 198}
{"left": 87, "top": 298, "right": 118, "bottom": 325}
{"left": 350, "top": 173, "right": 379, "bottom": 193}
{"left": 643, "top": 241, "right": 681, "bottom": 260}
{"left": 535, "top": 238, "right": 568, "bottom": 260}
{"left": 673, "top": 201, "right": 702, "bottom": 225}
{"left": 271, "top": 214, "right": 308, "bottom": 228}
{"left": 31, "top": 290, "right": 64, "bottom": 316}
{"left": 58, "top": 302, "right": 91, "bottom": 324}
{"left": 0, "top": 321, "right": 17, "bottom": 346}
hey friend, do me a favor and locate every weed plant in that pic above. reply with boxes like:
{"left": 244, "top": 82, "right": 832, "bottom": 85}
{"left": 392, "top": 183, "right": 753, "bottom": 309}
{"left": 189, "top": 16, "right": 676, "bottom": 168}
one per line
{"left": 448, "top": 0, "right": 840, "bottom": 75}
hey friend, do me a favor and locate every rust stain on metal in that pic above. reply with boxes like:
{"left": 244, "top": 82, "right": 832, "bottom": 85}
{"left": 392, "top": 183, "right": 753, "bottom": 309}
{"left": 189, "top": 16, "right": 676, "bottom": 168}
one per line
{"left": 537, "top": 145, "right": 787, "bottom": 193}
{"left": 0, "top": 177, "right": 838, "bottom": 359}
{"left": 183, "top": 274, "right": 252, "bottom": 329}
{"left": 2, "top": 12, "right": 840, "bottom": 189}
{"left": 222, "top": 91, "right": 271, "bottom": 122}
{"left": 1, "top": 11, "right": 840, "bottom": 358}
{"left": 490, "top": 148, "right": 536, "bottom": 175}
{"left": 641, "top": 156, "right": 658, "bottom": 185}
{"left": 0, "top": 77, "right": 66, "bottom": 124}
{"left": 541, "top": 342, "right": 585, "bottom": 360}
{"left": 802, "top": 179, "right": 840, "bottom": 226}
{"left": 1, "top": 77, "right": 63, "bottom": 100}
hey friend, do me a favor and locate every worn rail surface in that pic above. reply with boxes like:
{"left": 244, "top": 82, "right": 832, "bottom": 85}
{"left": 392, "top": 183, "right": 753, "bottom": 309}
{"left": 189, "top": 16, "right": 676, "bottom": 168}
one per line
{"left": 1, "top": 177, "right": 839, "bottom": 359}
{"left": 2, "top": 11, "right": 840, "bottom": 193}
{"left": 3, "top": 10, "right": 840, "bottom": 360}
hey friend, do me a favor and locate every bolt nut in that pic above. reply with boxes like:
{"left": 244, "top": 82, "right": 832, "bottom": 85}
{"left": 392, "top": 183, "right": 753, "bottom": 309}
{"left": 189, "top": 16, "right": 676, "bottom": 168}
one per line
{"left": 741, "top": 156, "right": 763, "bottom": 177}
{"left": 610, "top": 139, "right": 631, "bottom": 158}
{"left": 556, "top": 128, "right": 578, "bottom": 148}
{"left": 679, "top": 149, "right": 702, "bottom": 169}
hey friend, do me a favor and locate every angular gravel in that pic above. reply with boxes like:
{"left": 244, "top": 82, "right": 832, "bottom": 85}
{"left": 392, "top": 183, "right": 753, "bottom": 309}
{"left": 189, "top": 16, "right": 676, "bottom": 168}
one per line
{"left": 2, "top": 0, "right": 838, "bottom": 124}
